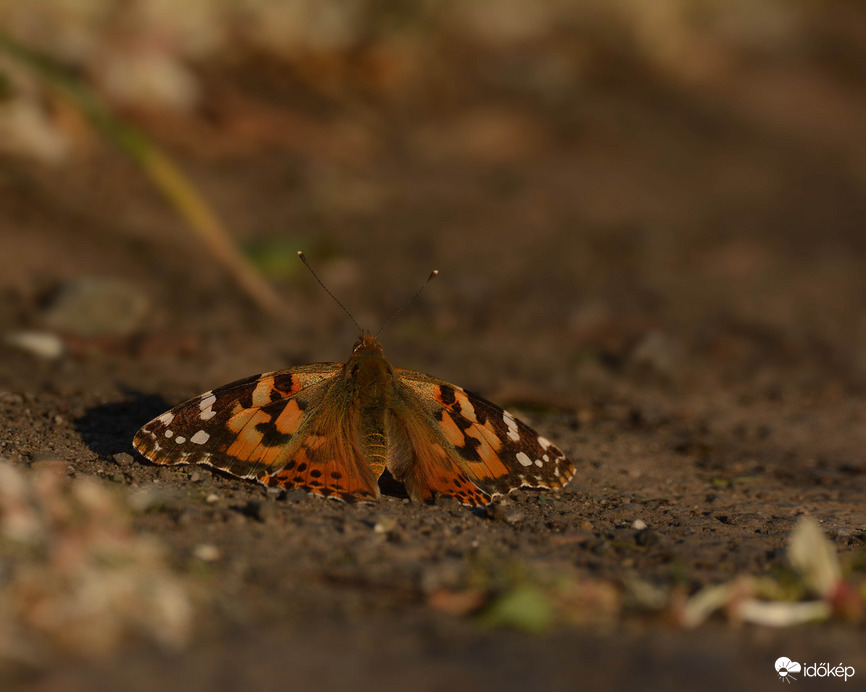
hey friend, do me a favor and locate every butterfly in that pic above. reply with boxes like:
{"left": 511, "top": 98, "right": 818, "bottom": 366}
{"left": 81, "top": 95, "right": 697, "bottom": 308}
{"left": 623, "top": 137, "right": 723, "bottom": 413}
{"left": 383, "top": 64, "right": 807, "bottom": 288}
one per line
{"left": 132, "top": 332, "right": 575, "bottom": 506}
{"left": 135, "top": 252, "right": 574, "bottom": 505}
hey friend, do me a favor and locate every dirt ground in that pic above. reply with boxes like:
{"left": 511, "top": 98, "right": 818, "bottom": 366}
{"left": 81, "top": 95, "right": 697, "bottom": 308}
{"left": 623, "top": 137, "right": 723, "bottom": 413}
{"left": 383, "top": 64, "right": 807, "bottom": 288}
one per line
{"left": 2, "top": 16, "right": 866, "bottom": 691}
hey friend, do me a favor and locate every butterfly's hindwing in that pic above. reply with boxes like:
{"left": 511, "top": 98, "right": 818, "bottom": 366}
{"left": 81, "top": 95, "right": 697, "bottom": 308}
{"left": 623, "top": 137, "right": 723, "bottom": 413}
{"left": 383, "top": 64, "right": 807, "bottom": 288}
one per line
{"left": 385, "top": 408, "right": 492, "bottom": 506}
{"left": 395, "top": 370, "right": 575, "bottom": 499}
{"left": 269, "top": 402, "right": 380, "bottom": 501}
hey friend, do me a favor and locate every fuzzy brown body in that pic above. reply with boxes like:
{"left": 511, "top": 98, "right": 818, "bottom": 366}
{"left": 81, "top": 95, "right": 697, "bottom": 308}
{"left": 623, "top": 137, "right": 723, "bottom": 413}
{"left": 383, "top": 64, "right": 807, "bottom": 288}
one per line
{"left": 133, "top": 334, "right": 574, "bottom": 506}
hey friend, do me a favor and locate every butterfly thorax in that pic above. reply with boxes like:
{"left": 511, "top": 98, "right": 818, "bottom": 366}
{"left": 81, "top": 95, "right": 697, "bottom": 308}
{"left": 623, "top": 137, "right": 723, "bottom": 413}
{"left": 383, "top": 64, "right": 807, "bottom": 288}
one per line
{"left": 344, "top": 333, "right": 398, "bottom": 409}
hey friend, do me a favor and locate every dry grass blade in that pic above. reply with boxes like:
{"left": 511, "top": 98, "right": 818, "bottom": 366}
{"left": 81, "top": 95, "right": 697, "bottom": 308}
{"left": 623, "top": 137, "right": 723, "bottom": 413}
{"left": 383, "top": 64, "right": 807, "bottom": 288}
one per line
{"left": 140, "top": 148, "right": 291, "bottom": 318}
{"left": 0, "top": 29, "right": 290, "bottom": 321}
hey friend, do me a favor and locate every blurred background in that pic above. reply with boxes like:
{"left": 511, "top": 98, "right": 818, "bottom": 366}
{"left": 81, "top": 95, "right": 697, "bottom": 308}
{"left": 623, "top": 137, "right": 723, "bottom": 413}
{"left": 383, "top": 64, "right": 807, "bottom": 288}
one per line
{"left": 1, "top": 0, "right": 865, "bottom": 396}
{"left": 1, "top": 2, "right": 866, "bottom": 686}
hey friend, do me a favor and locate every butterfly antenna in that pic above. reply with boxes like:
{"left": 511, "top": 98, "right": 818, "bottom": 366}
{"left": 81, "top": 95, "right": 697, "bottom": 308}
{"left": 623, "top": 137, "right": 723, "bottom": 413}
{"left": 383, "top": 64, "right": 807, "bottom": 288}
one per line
{"left": 376, "top": 269, "right": 439, "bottom": 337}
{"left": 297, "top": 251, "right": 363, "bottom": 333}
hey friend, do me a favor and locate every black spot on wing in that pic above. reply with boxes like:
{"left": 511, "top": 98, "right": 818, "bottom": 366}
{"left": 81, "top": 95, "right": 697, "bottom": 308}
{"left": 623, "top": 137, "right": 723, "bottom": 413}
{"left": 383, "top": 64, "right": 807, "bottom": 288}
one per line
{"left": 237, "top": 389, "right": 254, "bottom": 409}
{"left": 271, "top": 372, "right": 296, "bottom": 398}
{"left": 434, "top": 403, "right": 482, "bottom": 462}
{"left": 438, "top": 385, "right": 456, "bottom": 405}
{"left": 254, "top": 421, "right": 292, "bottom": 448}
{"left": 462, "top": 389, "right": 489, "bottom": 423}
{"left": 252, "top": 399, "right": 293, "bottom": 447}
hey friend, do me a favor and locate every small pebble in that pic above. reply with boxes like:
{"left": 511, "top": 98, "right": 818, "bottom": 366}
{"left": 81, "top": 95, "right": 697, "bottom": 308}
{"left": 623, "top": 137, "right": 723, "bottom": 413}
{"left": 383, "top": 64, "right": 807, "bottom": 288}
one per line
{"left": 504, "top": 510, "right": 525, "bottom": 525}
{"left": 632, "top": 519, "right": 647, "bottom": 531}
{"left": 113, "top": 452, "right": 134, "bottom": 466}
{"left": 3, "top": 331, "right": 65, "bottom": 359}
{"left": 374, "top": 516, "right": 398, "bottom": 534}
{"left": 192, "top": 543, "right": 221, "bottom": 562}
{"left": 41, "top": 276, "right": 150, "bottom": 338}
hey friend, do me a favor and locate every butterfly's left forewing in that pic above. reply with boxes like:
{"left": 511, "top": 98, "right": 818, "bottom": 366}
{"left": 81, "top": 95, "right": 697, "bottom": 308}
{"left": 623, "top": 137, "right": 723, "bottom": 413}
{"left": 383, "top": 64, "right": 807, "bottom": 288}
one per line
{"left": 134, "top": 363, "right": 382, "bottom": 500}
{"left": 133, "top": 364, "right": 340, "bottom": 478}
{"left": 394, "top": 369, "right": 575, "bottom": 501}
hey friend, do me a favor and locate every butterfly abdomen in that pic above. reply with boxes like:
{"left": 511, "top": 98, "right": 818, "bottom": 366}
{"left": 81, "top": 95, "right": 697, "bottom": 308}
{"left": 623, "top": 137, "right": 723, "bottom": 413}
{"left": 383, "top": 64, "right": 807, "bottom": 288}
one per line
{"left": 358, "top": 412, "right": 389, "bottom": 478}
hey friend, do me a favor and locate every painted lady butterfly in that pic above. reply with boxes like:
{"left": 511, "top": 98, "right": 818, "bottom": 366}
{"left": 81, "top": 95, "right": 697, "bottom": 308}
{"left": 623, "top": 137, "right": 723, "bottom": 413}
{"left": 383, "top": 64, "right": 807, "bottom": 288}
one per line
{"left": 133, "top": 332, "right": 574, "bottom": 506}
{"left": 133, "top": 258, "right": 574, "bottom": 505}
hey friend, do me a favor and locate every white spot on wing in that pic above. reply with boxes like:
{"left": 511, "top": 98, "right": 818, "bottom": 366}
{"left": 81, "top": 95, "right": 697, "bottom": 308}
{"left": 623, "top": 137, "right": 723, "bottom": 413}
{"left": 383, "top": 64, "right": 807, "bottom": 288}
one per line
{"left": 164, "top": 430, "right": 174, "bottom": 438}
{"left": 199, "top": 393, "right": 217, "bottom": 421}
{"left": 534, "top": 458, "right": 543, "bottom": 467}
{"left": 516, "top": 451, "right": 533, "bottom": 467}
{"left": 191, "top": 430, "right": 210, "bottom": 445}
{"left": 157, "top": 411, "right": 175, "bottom": 426}
{"left": 503, "top": 412, "right": 520, "bottom": 442}
{"left": 174, "top": 436, "right": 186, "bottom": 444}
{"left": 538, "top": 436, "right": 552, "bottom": 450}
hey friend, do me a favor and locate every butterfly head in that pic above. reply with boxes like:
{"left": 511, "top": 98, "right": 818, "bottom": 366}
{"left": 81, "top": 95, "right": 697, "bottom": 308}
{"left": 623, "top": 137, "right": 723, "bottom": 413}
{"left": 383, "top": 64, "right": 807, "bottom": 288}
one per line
{"left": 352, "top": 332, "right": 385, "bottom": 357}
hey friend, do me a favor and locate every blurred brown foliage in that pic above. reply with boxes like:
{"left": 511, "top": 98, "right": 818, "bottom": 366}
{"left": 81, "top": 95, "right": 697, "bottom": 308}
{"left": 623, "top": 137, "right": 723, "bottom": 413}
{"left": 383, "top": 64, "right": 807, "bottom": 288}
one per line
{"left": 1, "top": 0, "right": 861, "bottom": 162}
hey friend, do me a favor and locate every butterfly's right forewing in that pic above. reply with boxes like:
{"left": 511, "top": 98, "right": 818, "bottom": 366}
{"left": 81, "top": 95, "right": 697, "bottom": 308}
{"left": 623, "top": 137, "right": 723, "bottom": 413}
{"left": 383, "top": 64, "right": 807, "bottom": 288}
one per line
{"left": 392, "top": 369, "right": 574, "bottom": 503}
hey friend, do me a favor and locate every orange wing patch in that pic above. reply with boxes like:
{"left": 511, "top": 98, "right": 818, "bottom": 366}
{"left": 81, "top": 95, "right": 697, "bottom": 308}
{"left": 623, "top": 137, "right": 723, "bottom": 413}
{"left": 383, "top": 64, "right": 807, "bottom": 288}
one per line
{"left": 437, "top": 410, "right": 465, "bottom": 447}
{"left": 272, "top": 421, "right": 380, "bottom": 502}
{"left": 225, "top": 409, "right": 274, "bottom": 460}
{"left": 272, "top": 398, "right": 305, "bottom": 436}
